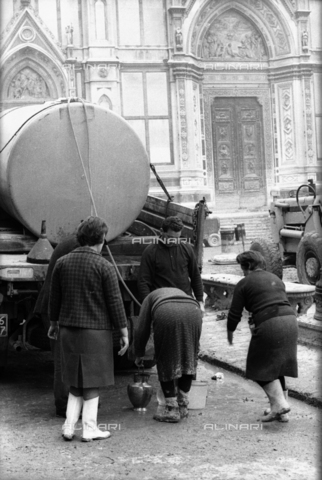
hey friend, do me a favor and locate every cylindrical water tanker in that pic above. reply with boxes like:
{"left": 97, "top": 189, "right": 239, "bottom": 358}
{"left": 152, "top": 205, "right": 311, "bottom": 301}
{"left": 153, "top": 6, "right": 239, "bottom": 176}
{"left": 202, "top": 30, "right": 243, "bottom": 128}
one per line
{"left": 0, "top": 98, "right": 150, "bottom": 244}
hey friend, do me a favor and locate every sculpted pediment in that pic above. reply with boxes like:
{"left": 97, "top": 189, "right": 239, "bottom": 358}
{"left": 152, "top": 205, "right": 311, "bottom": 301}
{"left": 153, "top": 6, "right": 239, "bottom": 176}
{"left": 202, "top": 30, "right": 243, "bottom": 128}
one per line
{"left": 0, "top": 7, "right": 64, "bottom": 61}
{"left": 1, "top": 8, "right": 66, "bottom": 105}
{"left": 201, "top": 11, "right": 268, "bottom": 61}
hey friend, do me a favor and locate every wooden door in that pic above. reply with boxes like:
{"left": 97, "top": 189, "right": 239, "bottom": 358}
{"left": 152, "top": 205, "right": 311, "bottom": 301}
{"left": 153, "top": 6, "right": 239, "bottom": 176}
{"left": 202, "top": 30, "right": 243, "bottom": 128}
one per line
{"left": 212, "top": 97, "right": 266, "bottom": 209}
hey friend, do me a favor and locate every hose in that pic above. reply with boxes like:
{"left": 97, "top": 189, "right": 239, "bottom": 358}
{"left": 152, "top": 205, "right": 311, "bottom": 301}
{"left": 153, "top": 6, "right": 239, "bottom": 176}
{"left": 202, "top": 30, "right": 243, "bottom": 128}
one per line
{"left": 66, "top": 98, "right": 142, "bottom": 308}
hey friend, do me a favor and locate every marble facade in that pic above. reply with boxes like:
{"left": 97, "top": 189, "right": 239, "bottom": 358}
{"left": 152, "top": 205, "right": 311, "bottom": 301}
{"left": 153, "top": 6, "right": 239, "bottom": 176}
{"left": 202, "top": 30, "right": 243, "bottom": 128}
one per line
{"left": 1, "top": 0, "right": 321, "bottom": 211}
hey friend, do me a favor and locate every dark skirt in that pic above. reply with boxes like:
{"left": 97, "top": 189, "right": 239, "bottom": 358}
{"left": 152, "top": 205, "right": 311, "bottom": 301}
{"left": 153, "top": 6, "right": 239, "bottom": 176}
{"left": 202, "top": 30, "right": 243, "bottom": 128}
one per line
{"left": 246, "top": 314, "right": 298, "bottom": 382}
{"left": 152, "top": 299, "right": 202, "bottom": 383}
{"left": 60, "top": 326, "right": 114, "bottom": 388}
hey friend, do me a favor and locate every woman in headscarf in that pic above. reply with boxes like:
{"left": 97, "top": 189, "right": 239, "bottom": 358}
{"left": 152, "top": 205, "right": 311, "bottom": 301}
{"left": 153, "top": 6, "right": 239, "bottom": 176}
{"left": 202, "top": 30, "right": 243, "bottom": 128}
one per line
{"left": 227, "top": 250, "right": 298, "bottom": 422}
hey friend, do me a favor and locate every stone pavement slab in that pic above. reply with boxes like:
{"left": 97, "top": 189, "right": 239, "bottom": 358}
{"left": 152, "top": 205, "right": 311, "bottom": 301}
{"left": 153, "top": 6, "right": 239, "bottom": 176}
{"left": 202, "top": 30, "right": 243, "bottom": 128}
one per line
{"left": 199, "top": 309, "right": 322, "bottom": 408}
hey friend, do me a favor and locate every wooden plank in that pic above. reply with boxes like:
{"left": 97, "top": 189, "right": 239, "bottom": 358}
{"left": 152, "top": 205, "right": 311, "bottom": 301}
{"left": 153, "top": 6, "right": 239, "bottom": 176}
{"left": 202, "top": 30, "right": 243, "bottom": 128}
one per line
{"left": 146, "top": 195, "right": 195, "bottom": 217}
{"left": 143, "top": 198, "right": 194, "bottom": 225}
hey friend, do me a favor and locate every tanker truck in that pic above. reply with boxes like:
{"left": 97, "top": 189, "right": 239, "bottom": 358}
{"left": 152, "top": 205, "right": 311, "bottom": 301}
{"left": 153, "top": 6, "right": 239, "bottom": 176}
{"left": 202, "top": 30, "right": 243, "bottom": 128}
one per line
{"left": 0, "top": 98, "right": 208, "bottom": 370}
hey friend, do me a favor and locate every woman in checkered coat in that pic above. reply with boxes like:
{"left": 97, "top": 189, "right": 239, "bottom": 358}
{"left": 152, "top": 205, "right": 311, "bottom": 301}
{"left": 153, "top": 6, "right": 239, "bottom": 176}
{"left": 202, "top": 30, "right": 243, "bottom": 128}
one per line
{"left": 48, "top": 216, "right": 129, "bottom": 442}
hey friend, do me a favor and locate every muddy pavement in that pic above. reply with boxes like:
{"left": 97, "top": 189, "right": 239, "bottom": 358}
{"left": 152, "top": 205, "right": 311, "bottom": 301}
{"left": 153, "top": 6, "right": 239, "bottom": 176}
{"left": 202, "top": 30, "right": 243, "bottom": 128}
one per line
{"left": 1, "top": 347, "right": 321, "bottom": 480}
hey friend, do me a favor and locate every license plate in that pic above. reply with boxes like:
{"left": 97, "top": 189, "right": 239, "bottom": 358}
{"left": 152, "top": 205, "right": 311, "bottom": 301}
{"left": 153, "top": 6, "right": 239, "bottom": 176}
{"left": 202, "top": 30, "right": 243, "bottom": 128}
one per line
{"left": 0, "top": 314, "right": 8, "bottom": 337}
{"left": 0, "top": 267, "right": 34, "bottom": 279}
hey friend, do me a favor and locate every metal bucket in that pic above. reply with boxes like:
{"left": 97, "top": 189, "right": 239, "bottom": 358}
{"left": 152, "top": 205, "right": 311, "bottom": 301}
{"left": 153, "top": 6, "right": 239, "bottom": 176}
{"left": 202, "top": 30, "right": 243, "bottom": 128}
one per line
{"left": 220, "top": 226, "right": 235, "bottom": 253}
{"left": 188, "top": 380, "right": 208, "bottom": 409}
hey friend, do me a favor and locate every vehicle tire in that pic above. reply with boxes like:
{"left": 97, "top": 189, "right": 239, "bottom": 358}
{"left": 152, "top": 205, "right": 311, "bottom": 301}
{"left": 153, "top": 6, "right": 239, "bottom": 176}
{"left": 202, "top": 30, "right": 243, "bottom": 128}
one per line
{"left": 296, "top": 232, "right": 322, "bottom": 285}
{"left": 204, "top": 233, "right": 221, "bottom": 248}
{"left": 250, "top": 238, "right": 283, "bottom": 279}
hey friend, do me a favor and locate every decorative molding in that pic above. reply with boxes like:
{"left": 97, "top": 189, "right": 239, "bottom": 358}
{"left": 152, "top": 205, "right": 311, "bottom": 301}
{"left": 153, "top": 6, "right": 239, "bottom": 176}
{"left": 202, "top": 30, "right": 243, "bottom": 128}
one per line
{"left": 19, "top": 25, "right": 36, "bottom": 42}
{"left": 193, "top": 81, "right": 203, "bottom": 168}
{"left": 168, "top": 6, "right": 186, "bottom": 16}
{"left": 184, "top": 0, "right": 198, "bottom": 17}
{"left": 181, "top": 177, "right": 204, "bottom": 187}
{"left": 278, "top": 174, "right": 298, "bottom": 183}
{"left": 304, "top": 78, "right": 315, "bottom": 165}
{"left": 277, "top": 85, "right": 295, "bottom": 165}
{"left": 177, "top": 78, "right": 189, "bottom": 166}
{"left": 268, "top": 64, "right": 313, "bottom": 82}
{"left": 171, "top": 62, "right": 204, "bottom": 82}
{"left": 294, "top": 9, "right": 311, "bottom": 21}
{"left": 281, "top": 0, "right": 296, "bottom": 19}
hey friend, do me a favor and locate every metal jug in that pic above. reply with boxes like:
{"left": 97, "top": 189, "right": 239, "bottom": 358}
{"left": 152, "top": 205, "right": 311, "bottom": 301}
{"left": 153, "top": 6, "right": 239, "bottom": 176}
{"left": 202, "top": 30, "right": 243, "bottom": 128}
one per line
{"left": 127, "top": 369, "right": 153, "bottom": 411}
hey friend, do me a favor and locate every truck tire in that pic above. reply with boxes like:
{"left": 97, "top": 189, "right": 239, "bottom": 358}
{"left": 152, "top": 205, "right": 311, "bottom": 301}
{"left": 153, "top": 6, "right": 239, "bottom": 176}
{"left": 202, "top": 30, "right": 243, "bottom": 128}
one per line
{"left": 296, "top": 232, "right": 322, "bottom": 285}
{"left": 204, "top": 233, "right": 221, "bottom": 247}
{"left": 250, "top": 238, "right": 283, "bottom": 279}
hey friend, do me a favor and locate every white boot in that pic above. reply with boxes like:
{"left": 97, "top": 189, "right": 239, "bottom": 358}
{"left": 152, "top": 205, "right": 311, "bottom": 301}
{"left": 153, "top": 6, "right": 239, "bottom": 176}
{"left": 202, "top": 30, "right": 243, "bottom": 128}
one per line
{"left": 81, "top": 397, "right": 111, "bottom": 442}
{"left": 62, "top": 393, "right": 83, "bottom": 441}
{"left": 261, "top": 381, "right": 290, "bottom": 422}
{"left": 264, "top": 390, "right": 289, "bottom": 422}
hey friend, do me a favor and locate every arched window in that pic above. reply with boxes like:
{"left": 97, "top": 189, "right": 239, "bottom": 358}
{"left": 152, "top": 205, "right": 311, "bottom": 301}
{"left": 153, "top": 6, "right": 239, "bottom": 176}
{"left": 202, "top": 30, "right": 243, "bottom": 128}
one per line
{"left": 98, "top": 94, "right": 112, "bottom": 110}
{"left": 95, "top": 0, "right": 107, "bottom": 40}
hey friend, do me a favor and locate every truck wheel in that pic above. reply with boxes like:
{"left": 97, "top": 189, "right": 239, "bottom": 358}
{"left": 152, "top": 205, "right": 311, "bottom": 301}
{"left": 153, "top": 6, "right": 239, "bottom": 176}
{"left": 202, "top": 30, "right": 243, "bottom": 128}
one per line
{"left": 296, "top": 232, "right": 322, "bottom": 285}
{"left": 250, "top": 238, "right": 283, "bottom": 279}
{"left": 204, "top": 233, "right": 221, "bottom": 247}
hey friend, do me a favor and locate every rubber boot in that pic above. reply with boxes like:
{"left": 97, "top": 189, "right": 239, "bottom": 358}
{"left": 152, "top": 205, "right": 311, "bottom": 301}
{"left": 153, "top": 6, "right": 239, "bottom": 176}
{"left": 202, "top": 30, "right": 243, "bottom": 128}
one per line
{"left": 153, "top": 397, "right": 180, "bottom": 423}
{"left": 261, "top": 381, "right": 290, "bottom": 422}
{"left": 81, "top": 397, "right": 111, "bottom": 442}
{"left": 264, "top": 390, "right": 289, "bottom": 422}
{"left": 62, "top": 393, "right": 83, "bottom": 441}
{"left": 177, "top": 389, "right": 189, "bottom": 419}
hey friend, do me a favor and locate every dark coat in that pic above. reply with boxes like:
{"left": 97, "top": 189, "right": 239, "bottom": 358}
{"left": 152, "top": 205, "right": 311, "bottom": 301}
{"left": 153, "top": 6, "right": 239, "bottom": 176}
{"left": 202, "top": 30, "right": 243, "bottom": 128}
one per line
{"left": 227, "top": 270, "right": 298, "bottom": 381}
{"left": 137, "top": 241, "right": 204, "bottom": 302}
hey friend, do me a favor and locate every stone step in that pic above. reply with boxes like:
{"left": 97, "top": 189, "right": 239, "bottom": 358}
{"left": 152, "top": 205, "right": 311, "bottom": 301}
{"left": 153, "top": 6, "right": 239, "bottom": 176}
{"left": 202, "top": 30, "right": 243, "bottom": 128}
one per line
{"left": 297, "top": 313, "right": 322, "bottom": 348}
{"left": 214, "top": 212, "right": 272, "bottom": 240}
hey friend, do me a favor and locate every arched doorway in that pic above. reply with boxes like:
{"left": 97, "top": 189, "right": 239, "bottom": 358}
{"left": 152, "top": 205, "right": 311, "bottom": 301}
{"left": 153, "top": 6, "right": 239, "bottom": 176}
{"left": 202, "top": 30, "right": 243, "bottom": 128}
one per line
{"left": 188, "top": 1, "right": 293, "bottom": 211}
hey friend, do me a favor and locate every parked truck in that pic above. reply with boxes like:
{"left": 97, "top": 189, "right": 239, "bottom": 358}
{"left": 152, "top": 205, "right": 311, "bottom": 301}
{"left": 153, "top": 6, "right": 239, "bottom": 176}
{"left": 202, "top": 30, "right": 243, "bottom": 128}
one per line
{"left": 0, "top": 98, "right": 208, "bottom": 370}
{"left": 250, "top": 181, "right": 322, "bottom": 285}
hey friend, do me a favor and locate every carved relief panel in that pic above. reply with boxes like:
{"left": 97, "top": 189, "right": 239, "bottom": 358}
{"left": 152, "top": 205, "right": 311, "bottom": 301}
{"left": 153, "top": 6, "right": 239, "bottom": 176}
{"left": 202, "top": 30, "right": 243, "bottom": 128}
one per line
{"left": 277, "top": 85, "right": 295, "bottom": 165}
{"left": 192, "top": 2, "right": 290, "bottom": 59}
{"left": 202, "top": 11, "right": 268, "bottom": 61}
{"left": 212, "top": 97, "right": 265, "bottom": 195}
{"left": 8, "top": 68, "right": 50, "bottom": 100}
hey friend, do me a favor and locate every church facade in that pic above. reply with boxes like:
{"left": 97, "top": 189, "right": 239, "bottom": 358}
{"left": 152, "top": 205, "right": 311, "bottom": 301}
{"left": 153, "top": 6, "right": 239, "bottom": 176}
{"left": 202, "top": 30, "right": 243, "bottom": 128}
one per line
{"left": 1, "top": 0, "right": 321, "bottom": 211}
